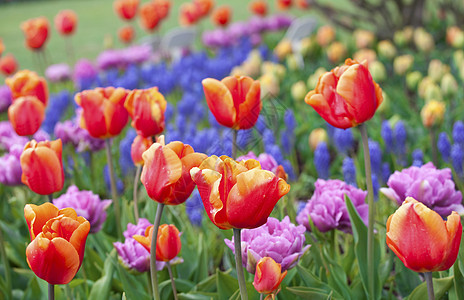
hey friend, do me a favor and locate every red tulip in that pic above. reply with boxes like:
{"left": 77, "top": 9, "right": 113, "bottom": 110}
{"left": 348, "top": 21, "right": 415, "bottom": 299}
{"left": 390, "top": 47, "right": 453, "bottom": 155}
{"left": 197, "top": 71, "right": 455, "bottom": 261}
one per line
{"left": 131, "top": 135, "right": 153, "bottom": 166}
{"left": 6, "top": 70, "right": 49, "bottom": 106}
{"left": 277, "top": 0, "right": 292, "bottom": 10}
{"left": 253, "top": 257, "right": 287, "bottom": 297}
{"left": 75, "top": 87, "right": 129, "bottom": 138}
{"left": 114, "top": 0, "right": 139, "bottom": 21}
{"left": 154, "top": 0, "right": 171, "bottom": 20}
{"left": 296, "top": 0, "right": 310, "bottom": 9}
{"left": 118, "top": 25, "right": 135, "bottom": 44}
{"left": 305, "top": 58, "right": 383, "bottom": 129}
{"left": 125, "top": 87, "right": 167, "bottom": 137}
{"left": 140, "top": 1, "right": 161, "bottom": 32}
{"left": 8, "top": 96, "right": 45, "bottom": 136}
{"left": 250, "top": 0, "right": 268, "bottom": 17}
{"left": 179, "top": 2, "right": 200, "bottom": 26}
{"left": 24, "top": 203, "right": 90, "bottom": 285}
{"left": 20, "top": 139, "right": 64, "bottom": 195}
{"left": 0, "top": 38, "right": 4, "bottom": 56}
{"left": 191, "top": 156, "right": 290, "bottom": 230}
{"left": 0, "top": 53, "right": 18, "bottom": 76}
{"left": 194, "top": 0, "right": 214, "bottom": 18}
{"left": 211, "top": 5, "right": 231, "bottom": 27}
{"left": 141, "top": 141, "right": 206, "bottom": 205}
{"left": 133, "top": 224, "right": 181, "bottom": 261}
{"left": 386, "top": 197, "right": 462, "bottom": 272}
{"left": 202, "top": 75, "right": 261, "bottom": 130}
{"left": 54, "top": 10, "right": 78, "bottom": 36}
{"left": 21, "top": 17, "right": 50, "bottom": 50}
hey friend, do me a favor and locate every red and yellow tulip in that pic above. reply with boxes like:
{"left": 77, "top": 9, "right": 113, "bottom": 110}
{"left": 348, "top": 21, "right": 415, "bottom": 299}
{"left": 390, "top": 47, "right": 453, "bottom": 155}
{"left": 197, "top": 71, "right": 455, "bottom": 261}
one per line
{"left": 118, "top": 25, "right": 135, "bottom": 44}
{"left": 191, "top": 156, "right": 290, "bottom": 230}
{"left": 305, "top": 58, "right": 383, "bottom": 129}
{"left": 131, "top": 135, "right": 153, "bottom": 166}
{"left": 24, "top": 203, "right": 90, "bottom": 285}
{"left": 6, "top": 70, "right": 48, "bottom": 106}
{"left": 0, "top": 53, "right": 18, "bottom": 76}
{"left": 21, "top": 17, "right": 50, "bottom": 50}
{"left": 140, "top": 1, "right": 161, "bottom": 32}
{"left": 194, "top": 0, "right": 214, "bottom": 18}
{"left": 250, "top": 0, "right": 268, "bottom": 16}
{"left": 386, "top": 197, "right": 462, "bottom": 272}
{"left": 253, "top": 257, "right": 287, "bottom": 298}
{"left": 114, "top": 0, "right": 139, "bottom": 21}
{"left": 54, "top": 10, "right": 78, "bottom": 36}
{"left": 211, "top": 5, "right": 231, "bottom": 27}
{"left": 8, "top": 96, "right": 45, "bottom": 136}
{"left": 133, "top": 224, "right": 181, "bottom": 261}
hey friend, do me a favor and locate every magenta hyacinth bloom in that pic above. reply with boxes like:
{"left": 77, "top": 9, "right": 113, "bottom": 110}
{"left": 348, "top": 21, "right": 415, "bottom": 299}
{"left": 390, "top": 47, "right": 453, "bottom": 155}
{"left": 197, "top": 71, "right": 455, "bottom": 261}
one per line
{"left": 224, "top": 216, "right": 310, "bottom": 274}
{"left": 0, "top": 121, "right": 49, "bottom": 151}
{"left": 45, "top": 63, "right": 72, "bottom": 83}
{"left": 73, "top": 59, "right": 98, "bottom": 81}
{"left": 296, "top": 179, "right": 368, "bottom": 233}
{"left": 55, "top": 119, "right": 105, "bottom": 152}
{"left": 380, "top": 162, "right": 464, "bottom": 217}
{"left": 53, "top": 185, "right": 112, "bottom": 233}
{"left": 0, "top": 144, "right": 23, "bottom": 186}
{"left": 237, "top": 151, "right": 279, "bottom": 173}
{"left": 0, "top": 85, "right": 12, "bottom": 113}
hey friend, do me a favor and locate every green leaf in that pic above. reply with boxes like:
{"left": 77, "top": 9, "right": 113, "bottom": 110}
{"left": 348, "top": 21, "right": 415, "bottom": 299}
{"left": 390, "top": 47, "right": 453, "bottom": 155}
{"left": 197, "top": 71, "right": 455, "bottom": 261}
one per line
{"left": 407, "top": 276, "right": 454, "bottom": 300}
{"left": 159, "top": 278, "right": 195, "bottom": 299}
{"left": 178, "top": 292, "right": 218, "bottom": 300}
{"left": 115, "top": 263, "right": 150, "bottom": 300}
{"left": 345, "top": 195, "right": 381, "bottom": 300}
{"left": 88, "top": 250, "right": 116, "bottom": 300}
{"left": 296, "top": 265, "right": 343, "bottom": 299}
{"left": 394, "top": 257, "right": 421, "bottom": 297}
{"left": 194, "top": 274, "right": 217, "bottom": 292}
{"left": 22, "top": 277, "right": 44, "bottom": 300}
{"left": 216, "top": 269, "right": 238, "bottom": 300}
{"left": 286, "top": 286, "right": 336, "bottom": 299}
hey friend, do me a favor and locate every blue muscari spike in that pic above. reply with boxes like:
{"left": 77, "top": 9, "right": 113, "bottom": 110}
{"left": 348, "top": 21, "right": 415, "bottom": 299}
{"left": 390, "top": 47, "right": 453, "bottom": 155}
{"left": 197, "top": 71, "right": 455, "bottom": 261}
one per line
{"left": 438, "top": 132, "right": 451, "bottom": 163}
{"left": 119, "top": 129, "right": 137, "bottom": 176}
{"left": 282, "top": 160, "right": 295, "bottom": 181}
{"left": 237, "top": 129, "right": 253, "bottom": 150}
{"left": 208, "top": 111, "right": 221, "bottom": 129}
{"left": 381, "top": 162, "right": 391, "bottom": 184}
{"left": 165, "top": 102, "right": 174, "bottom": 124}
{"left": 280, "top": 132, "right": 293, "bottom": 155}
{"left": 451, "top": 144, "right": 464, "bottom": 177}
{"left": 103, "top": 165, "right": 124, "bottom": 195}
{"left": 185, "top": 190, "right": 203, "bottom": 227}
{"left": 176, "top": 114, "right": 187, "bottom": 136}
{"left": 255, "top": 115, "right": 267, "bottom": 133}
{"left": 314, "top": 142, "right": 330, "bottom": 179}
{"left": 333, "top": 128, "right": 354, "bottom": 155}
{"left": 412, "top": 149, "right": 424, "bottom": 167}
{"left": 297, "top": 201, "right": 306, "bottom": 215}
{"left": 268, "top": 144, "right": 285, "bottom": 164}
{"left": 41, "top": 90, "right": 71, "bottom": 134}
{"left": 394, "top": 121, "right": 407, "bottom": 166}
{"left": 326, "top": 123, "right": 335, "bottom": 139}
{"left": 371, "top": 173, "right": 380, "bottom": 200}
{"left": 453, "top": 121, "right": 464, "bottom": 148}
{"left": 368, "top": 140, "right": 382, "bottom": 177}
{"left": 342, "top": 157, "right": 357, "bottom": 187}
{"left": 381, "top": 120, "right": 393, "bottom": 153}
{"left": 263, "top": 129, "right": 275, "bottom": 148}
{"left": 284, "top": 109, "right": 296, "bottom": 132}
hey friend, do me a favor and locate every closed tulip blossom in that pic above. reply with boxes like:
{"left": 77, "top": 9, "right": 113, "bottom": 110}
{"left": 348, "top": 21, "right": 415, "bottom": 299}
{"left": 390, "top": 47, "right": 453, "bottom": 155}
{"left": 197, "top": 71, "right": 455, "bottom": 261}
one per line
{"left": 24, "top": 203, "right": 90, "bottom": 285}
{"left": 387, "top": 197, "right": 462, "bottom": 272}
{"left": 0, "top": 54, "right": 18, "bottom": 76}
{"left": 139, "top": 2, "right": 161, "bottom": 32}
{"left": 125, "top": 87, "right": 167, "bottom": 138}
{"left": 75, "top": 87, "right": 129, "bottom": 139}
{"left": 305, "top": 58, "right": 383, "bottom": 129}
{"left": 118, "top": 25, "right": 135, "bottom": 44}
{"left": 131, "top": 135, "right": 152, "bottom": 166}
{"left": 179, "top": 2, "right": 200, "bottom": 26}
{"left": 211, "top": 5, "right": 231, "bottom": 27}
{"left": 53, "top": 185, "right": 112, "bottom": 233}
{"left": 141, "top": 141, "right": 206, "bottom": 205}
{"left": 20, "top": 139, "right": 64, "bottom": 195}
{"left": 6, "top": 70, "right": 48, "bottom": 106}
{"left": 21, "top": 17, "right": 50, "bottom": 50}
{"left": 253, "top": 257, "right": 287, "bottom": 298}
{"left": 381, "top": 162, "right": 464, "bottom": 218}
{"left": 250, "top": 0, "right": 268, "bottom": 16}
{"left": 133, "top": 224, "right": 182, "bottom": 262}
{"left": 225, "top": 216, "right": 310, "bottom": 273}
{"left": 54, "top": 10, "right": 78, "bottom": 36}
{"left": 202, "top": 75, "right": 261, "bottom": 130}
{"left": 421, "top": 100, "right": 445, "bottom": 128}
{"left": 114, "top": 0, "right": 139, "bottom": 21}
{"left": 8, "top": 96, "right": 45, "bottom": 136}
{"left": 194, "top": 0, "right": 214, "bottom": 18}
{"left": 296, "top": 179, "right": 369, "bottom": 233}
{"left": 191, "top": 155, "right": 290, "bottom": 229}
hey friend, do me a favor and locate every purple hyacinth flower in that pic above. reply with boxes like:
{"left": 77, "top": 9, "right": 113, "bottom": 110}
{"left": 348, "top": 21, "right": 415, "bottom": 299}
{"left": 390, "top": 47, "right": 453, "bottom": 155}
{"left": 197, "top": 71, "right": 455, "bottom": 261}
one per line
{"left": 0, "top": 144, "right": 23, "bottom": 186}
{"left": 296, "top": 179, "right": 368, "bottom": 233}
{"left": 224, "top": 216, "right": 310, "bottom": 274}
{"left": 237, "top": 151, "right": 279, "bottom": 173}
{"left": 45, "top": 63, "right": 72, "bottom": 83}
{"left": 53, "top": 185, "right": 112, "bottom": 233}
{"left": 0, "top": 85, "right": 12, "bottom": 113}
{"left": 380, "top": 162, "right": 464, "bottom": 217}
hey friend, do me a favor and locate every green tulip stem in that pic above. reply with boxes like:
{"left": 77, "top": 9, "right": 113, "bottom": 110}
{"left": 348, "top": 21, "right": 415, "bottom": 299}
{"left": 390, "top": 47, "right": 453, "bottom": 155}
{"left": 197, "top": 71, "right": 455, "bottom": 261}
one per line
{"left": 105, "top": 139, "right": 122, "bottom": 239}
{"left": 166, "top": 262, "right": 178, "bottom": 300}
{"left": 150, "top": 203, "right": 165, "bottom": 300}
{"left": 147, "top": 271, "right": 153, "bottom": 298}
{"left": 133, "top": 165, "right": 142, "bottom": 223}
{"left": 359, "top": 123, "right": 375, "bottom": 299}
{"left": 429, "top": 127, "right": 438, "bottom": 167}
{"left": 260, "top": 293, "right": 264, "bottom": 300}
{"left": 0, "top": 225, "right": 12, "bottom": 300}
{"left": 425, "top": 272, "right": 435, "bottom": 300}
{"left": 233, "top": 228, "right": 248, "bottom": 300}
{"left": 48, "top": 194, "right": 53, "bottom": 203}
{"left": 232, "top": 129, "right": 238, "bottom": 160}
{"left": 48, "top": 283, "right": 55, "bottom": 300}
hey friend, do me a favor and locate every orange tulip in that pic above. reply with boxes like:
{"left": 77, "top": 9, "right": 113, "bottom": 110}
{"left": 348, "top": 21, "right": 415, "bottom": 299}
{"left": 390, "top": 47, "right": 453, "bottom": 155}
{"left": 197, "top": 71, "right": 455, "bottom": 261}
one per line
{"left": 133, "top": 224, "right": 181, "bottom": 261}
{"left": 141, "top": 141, "right": 206, "bottom": 205}
{"left": 202, "top": 75, "right": 261, "bottom": 130}
{"left": 75, "top": 87, "right": 129, "bottom": 139}
{"left": 316, "top": 25, "right": 335, "bottom": 47}
{"left": 194, "top": 0, "right": 214, "bottom": 18}
{"left": 386, "top": 197, "right": 462, "bottom": 272}
{"left": 154, "top": 0, "right": 171, "bottom": 20}
{"left": 21, "top": 17, "right": 50, "bottom": 50}
{"left": 211, "top": 5, "right": 231, "bottom": 27}
{"left": 0, "top": 53, "right": 18, "bottom": 76}
{"left": 0, "top": 38, "right": 4, "bottom": 56}
{"left": 296, "top": 0, "right": 310, "bottom": 9}
{"left": 8, "top": 96, "right": 45, "bottom": 136}
{"left": 131, "top": 135, "right": 153, "bottom": 166}
{"left": 250, "top": 0, "right": 268, "bottom": 17}
{"left": 54, "top": 10, "right": 78, "bottom": 36}
{"left": 118, "top": 25, "right": 135, "bottom": 44}
{"left": 305, "top": 58, "right": 383, "bottom": 129}
{"left": 20, "top": 139, "right": 64, "bottom": 195}
{"left": 6, "top": 70, "right": 48, "bottom": 106}
{"left": 114, "top": 0, "right": 139, "bottom": 21}
{"left": 253, "top": 257, "right": 287, "bottom": 297}
{"left": 140, "top": 1, "right": 161, "bottom": 32}
{"left": 125, "top": 87, "right": 167, "bottom": 138}
{"left": 277, "top": 0, "right": 292, "bottom": 10}
{"left": 179, "top": 2, "right": 200, "bottom": 26}
{"left": 191, "top": 155, "right": 290, "bottom": 230}
{"left": 24, "top": 203, "right": 90, "bottom": 285}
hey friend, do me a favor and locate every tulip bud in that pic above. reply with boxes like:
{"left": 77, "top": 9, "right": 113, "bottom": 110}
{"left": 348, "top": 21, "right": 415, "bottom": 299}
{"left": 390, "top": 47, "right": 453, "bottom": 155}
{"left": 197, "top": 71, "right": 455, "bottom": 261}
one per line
{"left": 393, "top": 55, "right": 414, "bottom": 76}
{"left": 428, "top": 59, "right": 449, "bottom": 83}
{"left": 447, "top": 26, "right": 464, "bottom": 48}
{"left": 377, "top": 40, "right": 397, "bottom": 60}
{"left": 406, "top": 71, "right": 423, "bottom": 91}
{"left": 299, "top": 37, "right": 316, "bottom": 57}
{"left": 133, "top": 224, "right": 182, "bottom": 261}
{"left": 253, "top": 257, "right": 287, "bottom": 297}
{"left": 354, "top": 29, "right": 375, "bottom": 49}
{"left": 259, "top": 73, "right": 280, "bottom": 98}
{"left": 0, "top": 54, "right": 18, "bottom": 76}
{"left": 326, "top": 41, "right": 346, "bottom": 63}
{"left": 131, "top": 135, "right": 153, "bottom": 166}
{"left": 118, "top": 25, "right": 135, "bottom": 44}
{"left": 453, "top": 50, "right": 464, "bottom": 67}
{"left": 421, "top": 100, "right": 445, "bottom": 128}
{"left": 316, "top": 25, "right": 335, "bottom": 47}
{"left": 369, "top": 61, "right": 386, "bottom": 83}
{"left": 6, "top": 70, "right": 48, "bottom": 106}
{"left": 414, "top": 27, "right": 434, "bottom": 53}
{"left": 353, "top": 49, "right": 377, "bottom": 64}
{"left": 417, "top": 76, "right": 434, "bottom": 98}
{"left": 54, "top": 10, "right": 78, "bottom": 36}
{"left": 308, "top": 128, "right": 328, "bottom": 151}
{"left": 211, "top": 5, "right": 231, "bottom": 27}
{"left": 424, "top": 84, "right": 443, "bottom": 102}
{"left": 8, "top": 96, "right": 45, "bottom": 136}
{"left": 307, "top": 67, "right": 327, "bottom": 90}
{"left": 274, "top": 39, "right": 292, "bottom": 61}
{"left": 441, "top": 73, "right": 458, "bottom": 98}
{"left": 286, "top": 54, "right": 300, "bottom": 71}
{"left": 291, "top": 81, "right": 307, "bottom": 102}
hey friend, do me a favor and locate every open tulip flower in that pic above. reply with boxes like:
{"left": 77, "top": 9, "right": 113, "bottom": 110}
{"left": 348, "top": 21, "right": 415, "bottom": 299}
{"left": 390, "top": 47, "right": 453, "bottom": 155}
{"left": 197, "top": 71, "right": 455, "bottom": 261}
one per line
{"left": 202, "top": 75, "right": 261, "bottom": 130}
{"left": 54, "top": 10, "right": 78, "bottom": 36}
{"left": 386, "top": 197, "right": 462, "bottom": 272}
{"left": 253, "top": 257, "right": 287, "bottom": 299}
{"left": 190, "top": 155, "right": 290, "bottom": 230}
{"left": 75, "top": 87, "right": 129, "bottom": 139}
{"left": 125, "top": 86, "right": 167, "bottom": 138}
{"left": 21, "top": 17, "right": 50, "bottom": 50}
{"left": 6, "top": 69, "right": 48, "bottom": 106}
{"left": 20, "top": 139, "right": 64, "bottom": 195}
{"left": 24, "top": 203, "right": 90, "bottom": 285}
{"left": 133, "top": 224, "right": 182, "bottom": 262}
{"left": 114, "top": 0, "right": 139, "bottom": 21}
{"left": 141, "top": 141, "right": 207, "bottom": 205}
{"left": 305, "top": 58, "right": 383, "bottom": 129}
{"left": 8, "top": 96, "right": 45, "bottom": 136}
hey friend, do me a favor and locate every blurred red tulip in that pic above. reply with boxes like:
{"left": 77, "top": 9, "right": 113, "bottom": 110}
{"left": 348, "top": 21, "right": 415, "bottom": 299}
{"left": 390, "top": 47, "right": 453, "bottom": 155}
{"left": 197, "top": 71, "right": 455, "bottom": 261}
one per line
{"left": 21, "top": 17, "right": 50, "bottom": 50}
{"left": 0, "top": 53, "right": 18, "bottom": 76}
{"left": 154, "top": 0, "right": 171, "bottom": 20}
{"left": 250, "top": 0, "right": 268, "bottom": 17}
{"left": 277, "top": 0, "right": 292, "bottom": 10}
{"left": 8, "top": 96, "right": 45, "bottom": 136}
{"left": 118, "top": 25, "right": 135, "bottom": 44}
{"left": 296, "top": 0, "right": 310, "bottom": 9}
{"left": 6, "top": 70, "right": 48, "bottom": 106}
{"left": 194, "top": 0, "right": 214, "bottom": 18}
{"left": 179, "top": 2, "right": 200, "bottom": 26}
{"left": 54, "top": 9, "right": 78, "bottom": 36}
{"left": 253, "top": 257, "right": 287, "bottom": 297}
{"left": 0, "top": 38, "right": 4, "bottom": 56}
{"left": 140, "top": 1, "right": 161, "bottom": 32}
{"left": 114, "top": 0, "right": 139, "bottom": 21}
{"left": 211, "top": 5, "right": 231, "bottom": 27}
{"left": 133, "top": 224, "right": 181, "bottom": 261}
{"left": 131, "top": 135, "right": 153, "bottom": 166}
{"left": 20, "top": 139, "right": 64, "bottom": 195}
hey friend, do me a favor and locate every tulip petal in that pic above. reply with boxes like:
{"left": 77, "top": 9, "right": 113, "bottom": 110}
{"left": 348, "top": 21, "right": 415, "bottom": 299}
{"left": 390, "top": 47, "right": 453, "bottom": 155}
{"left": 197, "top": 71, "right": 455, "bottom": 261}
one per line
{"left": 238, "top": 80, "right": 261, "bottom": 129}
{"left": 69, "top": 218, "right": 91, "bottom": 264}
{"left": 24, "top": 203, "right": 59, "bottom": 240}
{"left": 26, "top": 234, "right": 80, "bottom": 285}
{"left": 441, "top": 212, "right": 462, "bottom": 270}
{"left": 170, "top": 152, "right": 207, "bottom": 205}
{"left": 202, "top": 78, "right": 236, "bottom": 128}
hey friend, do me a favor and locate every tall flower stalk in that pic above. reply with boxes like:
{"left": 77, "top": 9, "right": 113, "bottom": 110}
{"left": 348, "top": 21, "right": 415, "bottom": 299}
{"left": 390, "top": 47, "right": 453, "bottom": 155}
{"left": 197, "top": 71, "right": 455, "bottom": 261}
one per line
{"left": 105, "top": 139, "right": 122, "bottom": 239}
